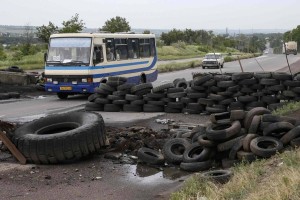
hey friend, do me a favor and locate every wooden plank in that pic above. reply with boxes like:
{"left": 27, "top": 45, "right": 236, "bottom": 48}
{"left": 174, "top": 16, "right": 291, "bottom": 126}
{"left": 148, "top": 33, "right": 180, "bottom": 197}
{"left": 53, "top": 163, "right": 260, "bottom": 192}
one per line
{"left": 0, "top": 131, "right": 26, "bottom": 164}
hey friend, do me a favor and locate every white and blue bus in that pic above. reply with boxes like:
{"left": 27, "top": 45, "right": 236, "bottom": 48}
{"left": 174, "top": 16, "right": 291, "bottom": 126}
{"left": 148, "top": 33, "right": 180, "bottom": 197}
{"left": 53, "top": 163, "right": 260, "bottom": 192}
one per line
{"left": 44, "top": 33, "right": 158, "bottom": 99}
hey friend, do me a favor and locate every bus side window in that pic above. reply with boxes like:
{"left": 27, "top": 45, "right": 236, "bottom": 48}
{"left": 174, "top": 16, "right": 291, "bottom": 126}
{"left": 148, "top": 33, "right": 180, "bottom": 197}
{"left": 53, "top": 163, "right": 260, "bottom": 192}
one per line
{"left": 139, "top": 39, "right": 150, "bottom": 58}
{"left": 128, "top": 39, "right": 139, "bottom": 59}
{"left": 150, "top": 38, "right": 156, "bottom": 56}
{"left": 93, "top": 46, "right": 103, "bottom": 65}
{"left": 105, "top": 39, "right": 115, "bottom": 61}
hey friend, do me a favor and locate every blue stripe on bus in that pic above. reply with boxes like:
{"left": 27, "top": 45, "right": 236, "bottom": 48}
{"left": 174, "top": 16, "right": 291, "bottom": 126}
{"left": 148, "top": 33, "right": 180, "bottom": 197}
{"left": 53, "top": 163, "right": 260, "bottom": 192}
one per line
{"left": 45, "top": 60, "right": 151, "bottom": 71}
{"left": 92, "top": 56, "right": 157, "bottom": 78}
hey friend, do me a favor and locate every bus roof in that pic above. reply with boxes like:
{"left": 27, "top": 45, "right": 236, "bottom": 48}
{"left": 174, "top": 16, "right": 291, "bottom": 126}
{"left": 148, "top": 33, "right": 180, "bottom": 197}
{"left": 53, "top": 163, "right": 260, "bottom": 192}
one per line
{"left": 50, "top": 33, "right": 156, "bottom": 39}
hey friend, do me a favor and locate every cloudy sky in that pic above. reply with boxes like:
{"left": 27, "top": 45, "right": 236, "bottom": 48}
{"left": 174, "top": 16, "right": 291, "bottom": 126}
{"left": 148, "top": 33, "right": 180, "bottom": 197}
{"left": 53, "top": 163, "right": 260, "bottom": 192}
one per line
{"left": 1, "top": 0, "right": 299, "bottom": 30}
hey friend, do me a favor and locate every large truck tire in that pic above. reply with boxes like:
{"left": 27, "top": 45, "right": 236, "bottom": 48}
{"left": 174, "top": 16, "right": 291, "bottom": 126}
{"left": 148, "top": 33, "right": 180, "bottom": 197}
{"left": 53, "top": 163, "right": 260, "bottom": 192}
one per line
{"left": 12, "top": 112, "right": 106, "bottom": 164}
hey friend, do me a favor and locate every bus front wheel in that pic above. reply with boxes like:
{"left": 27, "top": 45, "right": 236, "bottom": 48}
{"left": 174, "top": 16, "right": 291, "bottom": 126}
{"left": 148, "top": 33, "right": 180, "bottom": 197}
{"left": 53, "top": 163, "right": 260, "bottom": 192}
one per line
{"left": 57, "top": 93, "right": 68, "bottom": 100}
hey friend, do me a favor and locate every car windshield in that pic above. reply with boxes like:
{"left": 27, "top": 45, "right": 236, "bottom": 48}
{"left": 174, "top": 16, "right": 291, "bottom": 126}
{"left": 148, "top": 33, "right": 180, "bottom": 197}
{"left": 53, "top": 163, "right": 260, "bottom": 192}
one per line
{"left": 205, "top": 54, "right": 221, "bottom": 59}
{"left": 47, "top": 37, "right": 92, "bottom": 66}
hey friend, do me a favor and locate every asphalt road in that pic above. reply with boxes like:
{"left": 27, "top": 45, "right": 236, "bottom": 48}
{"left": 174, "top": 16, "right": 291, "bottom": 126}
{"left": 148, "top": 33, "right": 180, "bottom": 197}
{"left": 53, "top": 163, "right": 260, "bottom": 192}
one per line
{"left": 155, "top": 54, "right": 300, "bottom": 85}
{"left": 1, "top": 53, "right": 299, "bottom": 123}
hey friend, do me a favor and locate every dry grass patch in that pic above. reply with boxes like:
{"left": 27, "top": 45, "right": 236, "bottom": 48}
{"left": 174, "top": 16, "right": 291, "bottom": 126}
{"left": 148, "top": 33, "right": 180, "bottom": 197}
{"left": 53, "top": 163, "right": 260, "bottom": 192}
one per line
{"left": 171, "top": 149, "right": 300, "bottom": 200}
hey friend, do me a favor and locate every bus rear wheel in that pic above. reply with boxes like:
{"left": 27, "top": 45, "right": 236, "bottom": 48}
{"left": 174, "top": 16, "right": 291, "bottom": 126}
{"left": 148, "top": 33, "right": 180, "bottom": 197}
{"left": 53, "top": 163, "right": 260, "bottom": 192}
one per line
{"left": 57, "top": 93, "right": 68, "bottom": 99}
{"left": 140, "top": 74, "right": 146, "bottom": 83}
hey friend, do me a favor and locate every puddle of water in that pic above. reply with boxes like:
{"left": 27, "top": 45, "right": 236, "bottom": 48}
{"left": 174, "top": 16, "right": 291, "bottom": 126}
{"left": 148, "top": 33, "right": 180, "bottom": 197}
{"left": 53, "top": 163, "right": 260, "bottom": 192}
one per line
{"left": 127, "top": 163, "right": 190, "bottom": 182}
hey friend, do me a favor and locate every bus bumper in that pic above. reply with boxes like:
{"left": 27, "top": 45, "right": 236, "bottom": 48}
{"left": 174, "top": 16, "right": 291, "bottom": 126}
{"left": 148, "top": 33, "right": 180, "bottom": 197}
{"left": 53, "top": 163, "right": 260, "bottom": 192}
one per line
{"left": 45, "top": 83, "right": 98, "bottom": 94}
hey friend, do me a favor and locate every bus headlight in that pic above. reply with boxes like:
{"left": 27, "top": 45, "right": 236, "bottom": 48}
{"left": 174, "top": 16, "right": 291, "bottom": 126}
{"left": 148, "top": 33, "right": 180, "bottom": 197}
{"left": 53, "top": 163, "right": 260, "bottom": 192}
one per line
{"left": 46, "top": 78, "right": 52, "bottom": 82}
{"left": 82, "top": 78, "right": 87, "bottom": 83}
{"left": 72, "top": 81, "right": 78, "bottom": 84}
{"left": 53, "top": 81, "right": 58, "bottom": 84}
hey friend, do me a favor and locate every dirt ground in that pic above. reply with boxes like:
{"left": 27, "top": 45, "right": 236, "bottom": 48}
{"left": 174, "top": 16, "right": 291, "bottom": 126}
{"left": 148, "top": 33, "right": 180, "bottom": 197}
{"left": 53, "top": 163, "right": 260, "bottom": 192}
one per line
{"left": 0, "top": 113, "right": 209, "bottom": 200}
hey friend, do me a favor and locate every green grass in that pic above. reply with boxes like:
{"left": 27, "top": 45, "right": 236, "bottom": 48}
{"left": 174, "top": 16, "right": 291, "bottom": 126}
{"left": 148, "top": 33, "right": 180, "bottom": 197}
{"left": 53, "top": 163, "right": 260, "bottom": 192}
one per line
{"left": 157, "top": 60, "right": 202, "bottom": 73}
{"left": 272, "top": 101, "right": 300, "bottom": 116}
{"left": 171, "top": 149, "right": 300, "bottom": 200}
{"left": 157, "top": 45, "right": 206, "bottom": 60}
{"left": 0, "top": 52, "right": 44, "bottom": 70}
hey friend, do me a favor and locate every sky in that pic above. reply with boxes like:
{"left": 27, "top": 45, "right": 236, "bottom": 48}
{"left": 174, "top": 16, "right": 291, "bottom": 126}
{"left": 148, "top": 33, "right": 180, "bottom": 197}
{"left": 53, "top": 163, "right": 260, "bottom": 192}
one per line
{"left": 0, "top": 0, "right": 299, "bottom": 30}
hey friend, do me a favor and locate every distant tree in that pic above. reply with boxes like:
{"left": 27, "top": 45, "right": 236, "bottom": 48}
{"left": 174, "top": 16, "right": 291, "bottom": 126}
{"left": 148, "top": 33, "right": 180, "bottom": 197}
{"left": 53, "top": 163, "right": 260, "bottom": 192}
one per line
{"left": 143, "top": 30, "right": 150, "bottom": 34}
{"left": 36, "top": 14, "right": 85, "bottom": 43}
{"left": 20, "top": 24, "right": 34, "bottom": 55}
{"left": 36, "top": 22, "right": 58, "bottom": 43}
{"left": 284, "top": 25, "right": 300, "bottom": 51}
{"left": 160, "top": 29, "right": 185, "bottom": 45}
{"left": 100, "top": 16, "right": 131, "bottom": 33}
{"left": 59, "top": 13, "right": 85, "bottom": 33}
{"left": 0, "top": 43, "right": 7, "bottom": 60}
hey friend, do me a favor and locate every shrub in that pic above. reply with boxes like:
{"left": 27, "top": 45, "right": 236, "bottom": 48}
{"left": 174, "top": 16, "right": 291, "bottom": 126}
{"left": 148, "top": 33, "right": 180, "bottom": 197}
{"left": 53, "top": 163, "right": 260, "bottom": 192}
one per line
{"left": 11, "top": 51, "right": 23, "bottom": 61}
{"left": 171, "top": 41, "right": 186, "bottom": 49}
{"left": 224, "top": 56, "right": 233, "bottom": 62}
{"left": 197, "top": 46, "right": 209, "bottom": 53}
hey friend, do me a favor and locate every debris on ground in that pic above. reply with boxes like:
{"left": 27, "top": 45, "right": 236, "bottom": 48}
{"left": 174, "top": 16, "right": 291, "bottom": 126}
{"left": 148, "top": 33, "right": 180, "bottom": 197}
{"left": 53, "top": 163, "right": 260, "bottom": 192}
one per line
{"left": 155, "top": 118, "right": 175, "bottom": 124}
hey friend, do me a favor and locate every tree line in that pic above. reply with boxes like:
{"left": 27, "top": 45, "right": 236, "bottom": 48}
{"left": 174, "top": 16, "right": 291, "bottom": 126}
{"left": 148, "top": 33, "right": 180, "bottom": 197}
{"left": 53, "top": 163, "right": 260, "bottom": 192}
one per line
{"left": 284, "top": 25, "right": 300, "bottom": 51}
{"left": 1, "top": 13, "right": 297, "bottom": 62}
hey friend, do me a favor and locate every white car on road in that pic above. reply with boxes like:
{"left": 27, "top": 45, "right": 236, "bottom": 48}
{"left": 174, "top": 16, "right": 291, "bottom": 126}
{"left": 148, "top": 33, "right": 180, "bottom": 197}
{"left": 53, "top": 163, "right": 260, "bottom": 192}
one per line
{"left": 202, "top": 53, "right": 224, "bottom": 69}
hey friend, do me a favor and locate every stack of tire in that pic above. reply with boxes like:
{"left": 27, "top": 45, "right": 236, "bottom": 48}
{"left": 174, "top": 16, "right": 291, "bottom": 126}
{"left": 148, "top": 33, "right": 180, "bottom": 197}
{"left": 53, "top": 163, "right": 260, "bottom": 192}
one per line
{"left": 137, "top": 107, "right": 300, "bottom": 172}
{"left": 85, "top": 76, "right": 129, "bottom": 111}
{"left": 85, "top": 72, "right": 300, "bottom": 113}
{"left": 195, "top": 73, "right": 235, "bottom": 113}
{"left": 0, "top": 92, "right": 21, "bottom": 100}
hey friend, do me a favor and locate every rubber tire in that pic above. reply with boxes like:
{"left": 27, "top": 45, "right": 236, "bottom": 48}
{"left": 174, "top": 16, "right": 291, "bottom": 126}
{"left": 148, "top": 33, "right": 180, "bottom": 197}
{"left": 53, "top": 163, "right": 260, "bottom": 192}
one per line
{"left": 162, "top": 138, "right": 191, "bottom": 164}
{"left": 243, "top": 134, "right": 259, "bottom": 152}
{"left": 182, "top": 143, "right": 211, "bottom": 163}
{"left": 131, "top": 83, "right": 153, "bottom": 93}
{"left": 228, "top": 137, "right": 244, "bottom": 160}
{"left": 57, "top": 93, "right": 68, "bottom": 100}
{"left": 263, "top": 122, "right": 294, "bottom": 136}
{"left": 197, "top": 134, "right": 216, "bottom": 147}
{"left": 248, "top": 115, "right": 261, "bottom": 134}
{"left": 13, "top": 112, "right": 106, "bottom": 164}
{"left": 236, "top": 150, "right": 257, "bottom": 162}
{"left": 217, "top": 135, "right": 245, "bottom": 152}
{"left": 280, "top": 126, "right": 300, "bottom": 145}
{"left": 104, "top": 104, "right": 122, "bottom": 112}
{"left": 232, "top": 72, "right": 253, "bottom": 81}
{"left": 250, "top": 136, "right": 283, "bottom": 158}
{"left": 180, "top": 160, "right": 212, "bottom": 172}
{"left": 152, "top": 83, "right": 174, "bottom": 93}
{"left": 123, "top": 104, "right": 143, "bottom": 112}
{"left": 201, "top": 169, "right": 233, "bottom": 184}
{"left": 137, "top": 147, "right": 165, "bottom": 165}
{"left": 243, "top": 107, "right": 271, "bottom": 129}
{"left": 85, "top": 102, "right": 104, "bottom": 111}
{"left": 206, "top": 121, "right": 241, "bottom": 141}
{"left": 230, "top": 110, "right": 246, "bottom": 121}
{"left": 143, "top": 104, "right": 164, "bottom": 112}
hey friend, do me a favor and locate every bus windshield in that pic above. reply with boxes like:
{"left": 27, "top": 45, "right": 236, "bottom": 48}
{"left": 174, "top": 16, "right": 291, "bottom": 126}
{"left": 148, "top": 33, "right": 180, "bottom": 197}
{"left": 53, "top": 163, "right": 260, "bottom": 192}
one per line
{"left": 47, "top": 37, "right": 92, "bottom": 66}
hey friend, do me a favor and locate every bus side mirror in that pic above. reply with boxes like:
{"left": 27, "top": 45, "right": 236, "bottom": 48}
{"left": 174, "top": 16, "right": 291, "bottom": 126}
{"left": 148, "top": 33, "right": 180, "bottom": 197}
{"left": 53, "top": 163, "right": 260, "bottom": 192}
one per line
{"left": 44, "top": 52, "right": 47, "bottom": 62}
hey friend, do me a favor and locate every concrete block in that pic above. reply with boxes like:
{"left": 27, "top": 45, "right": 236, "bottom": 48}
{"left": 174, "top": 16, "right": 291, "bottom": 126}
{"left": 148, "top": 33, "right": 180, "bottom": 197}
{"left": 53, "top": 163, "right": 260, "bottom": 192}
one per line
{"left": 0, "top": 71, "right": 30, "bottom": 86}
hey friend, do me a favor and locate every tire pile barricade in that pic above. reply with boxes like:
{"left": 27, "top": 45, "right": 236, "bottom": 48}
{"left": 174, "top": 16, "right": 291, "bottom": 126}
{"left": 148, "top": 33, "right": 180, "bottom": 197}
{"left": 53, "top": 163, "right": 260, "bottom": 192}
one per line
{"left": 137, "top": 107, "right": 300, "bottom": 172}
{"left": 85, "top": 72, "right": 300, "bottom": 113}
